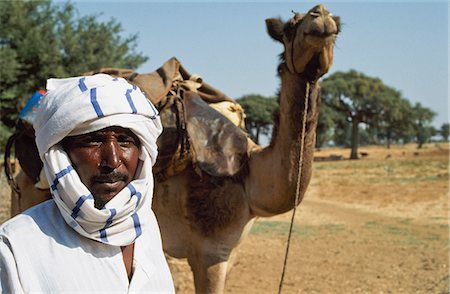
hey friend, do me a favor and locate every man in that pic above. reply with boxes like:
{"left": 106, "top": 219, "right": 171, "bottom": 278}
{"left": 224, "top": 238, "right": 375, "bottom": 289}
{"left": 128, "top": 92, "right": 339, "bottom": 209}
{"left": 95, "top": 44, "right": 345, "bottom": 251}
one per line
{"left": 0, "top": 75, "right": 175, "bottom": 293}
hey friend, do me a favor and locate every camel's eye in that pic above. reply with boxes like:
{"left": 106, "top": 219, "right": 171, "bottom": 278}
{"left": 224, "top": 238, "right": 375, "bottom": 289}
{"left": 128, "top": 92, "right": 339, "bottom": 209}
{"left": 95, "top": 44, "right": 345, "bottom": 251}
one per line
{"left": 283, "top": 21, "right": 297, "bottom": 42}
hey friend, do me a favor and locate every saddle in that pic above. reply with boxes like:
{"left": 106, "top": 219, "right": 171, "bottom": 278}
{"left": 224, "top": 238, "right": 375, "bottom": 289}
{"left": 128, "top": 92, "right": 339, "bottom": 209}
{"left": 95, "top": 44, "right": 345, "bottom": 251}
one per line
{"left": 7, "top": 57, "right": 249, "bottom": 191}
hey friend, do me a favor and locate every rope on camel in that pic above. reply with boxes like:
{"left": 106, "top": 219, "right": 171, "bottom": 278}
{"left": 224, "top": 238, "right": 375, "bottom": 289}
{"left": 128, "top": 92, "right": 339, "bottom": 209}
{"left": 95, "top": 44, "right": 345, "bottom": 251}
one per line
{"left": 278, "top": 81, "right": 310, "bottom": 294}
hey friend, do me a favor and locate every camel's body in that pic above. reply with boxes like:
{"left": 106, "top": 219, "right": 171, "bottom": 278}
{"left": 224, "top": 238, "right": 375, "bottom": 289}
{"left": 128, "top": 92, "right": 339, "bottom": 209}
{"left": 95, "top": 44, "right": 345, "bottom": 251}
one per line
{"left": 10, "top": 5, "right": 340, "bottom": 293}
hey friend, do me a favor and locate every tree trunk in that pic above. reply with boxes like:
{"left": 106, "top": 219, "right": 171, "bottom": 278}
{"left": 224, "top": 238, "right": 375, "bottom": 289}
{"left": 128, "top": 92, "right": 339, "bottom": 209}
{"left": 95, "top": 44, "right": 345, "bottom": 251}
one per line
{"left": 386, "top": 128, "right": 392, "bottom": 149}
{"left": 255, "top": 126, "right": 261, "bottom": 145}
{"left": 350, "top": 119, "right": 359, "bottom": 159}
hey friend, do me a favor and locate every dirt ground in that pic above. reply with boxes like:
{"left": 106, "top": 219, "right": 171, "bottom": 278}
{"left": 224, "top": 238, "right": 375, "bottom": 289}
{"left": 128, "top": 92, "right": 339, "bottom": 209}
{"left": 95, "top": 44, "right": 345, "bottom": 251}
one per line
{"left": 1, "top": 143, "right": 449, "bottom": 293}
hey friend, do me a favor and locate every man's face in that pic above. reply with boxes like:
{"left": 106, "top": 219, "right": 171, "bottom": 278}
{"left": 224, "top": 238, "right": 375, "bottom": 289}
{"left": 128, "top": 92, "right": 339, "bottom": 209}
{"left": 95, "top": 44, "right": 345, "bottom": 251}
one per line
{"left": 62, "top": 126, "right": 141, "bottom": 209}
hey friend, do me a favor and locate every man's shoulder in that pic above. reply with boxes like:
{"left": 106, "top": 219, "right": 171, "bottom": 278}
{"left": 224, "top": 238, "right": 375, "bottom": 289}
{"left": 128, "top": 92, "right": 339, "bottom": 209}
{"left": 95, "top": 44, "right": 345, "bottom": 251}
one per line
{"left": 0, "top": 200, "right": 60, "bottom": 237}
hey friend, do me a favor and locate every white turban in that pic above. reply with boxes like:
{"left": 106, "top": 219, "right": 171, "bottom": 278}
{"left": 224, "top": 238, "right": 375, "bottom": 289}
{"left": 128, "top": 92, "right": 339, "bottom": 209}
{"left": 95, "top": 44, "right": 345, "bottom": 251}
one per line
{"left": 33, "top": 74, "right": 163, "bottom": 246}
{"left": 34, "top": 74, "right": 162, "bottom": 163}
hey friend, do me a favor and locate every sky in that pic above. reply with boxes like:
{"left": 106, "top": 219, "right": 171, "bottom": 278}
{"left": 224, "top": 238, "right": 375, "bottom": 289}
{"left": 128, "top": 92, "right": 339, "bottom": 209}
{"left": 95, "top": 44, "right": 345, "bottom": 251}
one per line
{"left": 72, "top": 1, "right": 449, "bottom": 128}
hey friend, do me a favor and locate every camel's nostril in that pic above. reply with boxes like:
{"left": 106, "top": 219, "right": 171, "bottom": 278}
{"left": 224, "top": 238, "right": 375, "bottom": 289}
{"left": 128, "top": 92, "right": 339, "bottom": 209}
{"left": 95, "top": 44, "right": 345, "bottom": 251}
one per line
{"left": 309, "top": 4, "right": 331, "bottom": 17}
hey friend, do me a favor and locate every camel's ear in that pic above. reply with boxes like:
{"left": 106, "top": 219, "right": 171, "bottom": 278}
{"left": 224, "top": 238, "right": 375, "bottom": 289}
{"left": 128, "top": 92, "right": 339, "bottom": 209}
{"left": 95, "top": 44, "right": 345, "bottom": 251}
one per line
{"left": 266, "top": 18, "right": 284, "bottom": 42}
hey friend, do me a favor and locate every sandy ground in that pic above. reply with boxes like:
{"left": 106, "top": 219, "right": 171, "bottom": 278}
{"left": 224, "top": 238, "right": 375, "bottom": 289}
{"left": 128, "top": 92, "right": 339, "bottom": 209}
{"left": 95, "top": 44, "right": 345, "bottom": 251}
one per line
{"left": 1, "top": 143, "right": 449, "bottom": 293}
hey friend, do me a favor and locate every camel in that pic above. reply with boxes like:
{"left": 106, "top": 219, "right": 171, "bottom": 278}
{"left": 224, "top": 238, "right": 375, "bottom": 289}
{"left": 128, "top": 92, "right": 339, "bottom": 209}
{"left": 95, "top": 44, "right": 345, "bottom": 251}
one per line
{"left": 7, "top": 4, "right": 340, "bottom": 293}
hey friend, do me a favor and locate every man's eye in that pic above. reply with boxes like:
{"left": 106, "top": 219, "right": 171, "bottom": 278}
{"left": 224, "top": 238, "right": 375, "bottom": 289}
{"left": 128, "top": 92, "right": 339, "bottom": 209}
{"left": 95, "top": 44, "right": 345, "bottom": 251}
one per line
{"left": 76, "top": 141, "right": 100, "bottom": 147}
{"left": 118, "top": 136, "right": 137, "bottom": 145}
{"left": 79, "top": 137, "right": 102, "bottom": 146}
{"left": 86, "top": 141, "right": 102, "bottom": 146}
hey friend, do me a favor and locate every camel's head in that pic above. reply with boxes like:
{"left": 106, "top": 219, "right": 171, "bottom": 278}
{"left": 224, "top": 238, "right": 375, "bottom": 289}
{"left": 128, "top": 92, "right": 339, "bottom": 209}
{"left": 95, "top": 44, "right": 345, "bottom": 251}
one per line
{"left": 266, "top": 4, "right": 340, "bottom": 81}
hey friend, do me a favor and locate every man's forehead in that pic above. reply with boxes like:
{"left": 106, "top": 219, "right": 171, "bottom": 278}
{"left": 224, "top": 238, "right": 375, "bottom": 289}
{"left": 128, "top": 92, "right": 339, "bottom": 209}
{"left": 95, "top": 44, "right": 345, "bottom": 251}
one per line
{"left": 64, "top": 126, "right": 140, "bottom": 142}
{"left": 89, "top": 126, "right": 135, "bottom": 136}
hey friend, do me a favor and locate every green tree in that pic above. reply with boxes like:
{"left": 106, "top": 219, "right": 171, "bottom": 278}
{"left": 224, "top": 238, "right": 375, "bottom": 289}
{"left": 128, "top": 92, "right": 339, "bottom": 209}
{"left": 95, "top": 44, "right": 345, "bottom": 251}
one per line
{"left": 321, "top": 70, "right": 390, "bottom": 159}
{"left": 238, "top": 94, "right": 278, "bottom": 144}
{"left": 440, "top": 123, "right": 450, "bottom": 142}
{"left": 388, "top": 99, "right": 416, "bottom": 145}
{"left": 316, "top": 104, "right": 334, "bottom": 148}
{"left": 0, "top": 0, "right": 147, "bottom": 132}
{"left": 375, "top": 88, "right": 415, "bottom": 148}
{"left": 316, "top": 103, "right": 346, "bottom": 148}
{"left": 412, "top": 103, "right": 436, "bottom": 148}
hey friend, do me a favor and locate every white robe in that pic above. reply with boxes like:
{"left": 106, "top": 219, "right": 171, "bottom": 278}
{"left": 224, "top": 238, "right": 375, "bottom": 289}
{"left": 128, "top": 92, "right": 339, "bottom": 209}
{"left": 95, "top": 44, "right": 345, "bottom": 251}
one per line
{"left": 0, "top": 200, "right": 174, "bottom": 293}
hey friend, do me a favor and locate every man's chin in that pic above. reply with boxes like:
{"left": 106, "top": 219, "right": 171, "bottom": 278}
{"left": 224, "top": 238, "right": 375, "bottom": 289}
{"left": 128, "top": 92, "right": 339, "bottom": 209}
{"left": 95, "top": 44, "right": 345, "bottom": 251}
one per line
{"left": 91, "top": 182, "right": 126, "bottom": 209}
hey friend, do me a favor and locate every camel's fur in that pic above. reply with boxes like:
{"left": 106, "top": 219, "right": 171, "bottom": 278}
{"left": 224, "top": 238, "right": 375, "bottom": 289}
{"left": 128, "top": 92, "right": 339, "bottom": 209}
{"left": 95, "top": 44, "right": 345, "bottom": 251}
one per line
{"left": 11, "top": 4, "right": 340, "bottom": 293}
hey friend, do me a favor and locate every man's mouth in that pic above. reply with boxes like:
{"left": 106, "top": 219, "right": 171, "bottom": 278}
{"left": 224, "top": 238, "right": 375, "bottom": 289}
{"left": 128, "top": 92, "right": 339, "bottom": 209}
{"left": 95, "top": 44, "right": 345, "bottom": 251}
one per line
{"left": 91, "top": 172, "right": 129, "bottom": 184}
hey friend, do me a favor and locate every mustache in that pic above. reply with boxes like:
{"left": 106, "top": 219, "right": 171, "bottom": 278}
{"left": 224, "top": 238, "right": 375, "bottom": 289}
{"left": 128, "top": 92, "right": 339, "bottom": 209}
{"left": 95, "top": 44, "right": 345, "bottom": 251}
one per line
{"left": 91, "top": 171, "right": 129, "bottom": 183}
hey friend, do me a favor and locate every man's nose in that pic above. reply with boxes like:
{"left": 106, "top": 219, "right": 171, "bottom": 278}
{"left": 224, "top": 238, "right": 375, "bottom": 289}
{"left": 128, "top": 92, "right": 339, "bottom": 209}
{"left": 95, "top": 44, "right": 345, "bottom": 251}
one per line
{"left": 100, "top": 140, "right": 121, "bottom": 170}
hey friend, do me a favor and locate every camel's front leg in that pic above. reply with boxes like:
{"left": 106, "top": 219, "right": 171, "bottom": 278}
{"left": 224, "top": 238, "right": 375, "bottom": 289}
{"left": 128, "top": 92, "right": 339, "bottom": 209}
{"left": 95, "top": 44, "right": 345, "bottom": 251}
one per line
{"left": 189, "top": 259, "right": 228, "bottom": 294}
{"left": 187, "top": 242, "right": 231, "bottom": 294}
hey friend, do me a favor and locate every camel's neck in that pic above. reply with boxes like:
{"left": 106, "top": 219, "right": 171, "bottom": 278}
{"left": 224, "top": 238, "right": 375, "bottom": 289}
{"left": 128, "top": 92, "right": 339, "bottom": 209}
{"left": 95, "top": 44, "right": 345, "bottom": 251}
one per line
{"left": 246, "top": 65, "right": 320, "bottom": 216}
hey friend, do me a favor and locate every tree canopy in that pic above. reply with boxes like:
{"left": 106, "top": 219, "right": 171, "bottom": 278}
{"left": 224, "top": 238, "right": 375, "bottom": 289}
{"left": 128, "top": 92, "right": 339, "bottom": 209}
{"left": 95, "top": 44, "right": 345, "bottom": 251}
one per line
{"left": 316, "top": 103, "right": 347, "bottom": 148}
{"left": 440, "top": 123, "right": 450, "bottom": 142}
{"left": 237, "top": 94, "right": 278, "bottom": 144}
{"left": 412, "top": 102, "right": 436, "bottom": 148}
{"left": 0, "top": 0, "right": 147, "bottom": 142}
{"left": 373, "top": 87, "right": 414, "bottom": 148}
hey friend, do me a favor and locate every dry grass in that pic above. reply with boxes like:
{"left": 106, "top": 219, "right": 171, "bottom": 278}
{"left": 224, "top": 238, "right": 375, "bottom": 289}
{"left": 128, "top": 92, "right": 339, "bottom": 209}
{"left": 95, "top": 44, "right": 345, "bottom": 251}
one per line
{"left": 311, "top": 142, "right": 449, "bottom": 220}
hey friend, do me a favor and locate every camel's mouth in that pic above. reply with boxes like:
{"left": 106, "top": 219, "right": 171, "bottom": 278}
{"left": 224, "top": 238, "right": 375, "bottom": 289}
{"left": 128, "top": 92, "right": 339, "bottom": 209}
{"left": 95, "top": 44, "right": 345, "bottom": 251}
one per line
{"left": 304, "top": 32, "right": 337, "bottom": 39}
{"left": 303, "top": 32, "right": 337, "bottom": 48}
